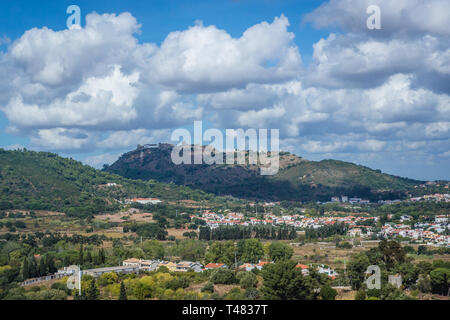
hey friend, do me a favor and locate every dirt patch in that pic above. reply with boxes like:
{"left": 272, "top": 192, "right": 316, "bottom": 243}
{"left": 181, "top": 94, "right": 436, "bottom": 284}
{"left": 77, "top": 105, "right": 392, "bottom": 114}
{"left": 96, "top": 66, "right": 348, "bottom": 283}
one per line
{"left": 167, "top": 228, "right": 197, "bottom": 240}
{"left": 213, "top": 284, "right": 240, "bottom": 296}
{"left": 95, "top": 211, "right": 153, "bottom": 223}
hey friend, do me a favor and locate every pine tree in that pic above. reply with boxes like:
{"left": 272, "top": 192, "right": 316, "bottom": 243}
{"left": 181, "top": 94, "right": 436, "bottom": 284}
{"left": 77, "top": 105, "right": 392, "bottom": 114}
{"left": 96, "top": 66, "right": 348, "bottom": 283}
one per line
{"left": 119, "top": 282, "right": 127, "bottom": 300}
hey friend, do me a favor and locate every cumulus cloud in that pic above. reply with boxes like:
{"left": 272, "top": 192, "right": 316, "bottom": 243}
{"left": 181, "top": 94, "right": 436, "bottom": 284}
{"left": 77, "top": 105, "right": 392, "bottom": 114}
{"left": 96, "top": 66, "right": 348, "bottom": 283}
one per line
{"left": 2, "top": 66, "right": 140, "bottom": 131}
{"left": 29, "top": 128, "right": 96, "bottom": 151}
{"left": 146, "top": 15, "right": 301, "bottom": 93}
{"left": 0, "top": 6, "right": 448, "bottom": 179}
{"left": 304, "top": 0, "right": 450, "bottom": 37}
{"left": 0, "top": 12, "right": 300, "bottom": 153}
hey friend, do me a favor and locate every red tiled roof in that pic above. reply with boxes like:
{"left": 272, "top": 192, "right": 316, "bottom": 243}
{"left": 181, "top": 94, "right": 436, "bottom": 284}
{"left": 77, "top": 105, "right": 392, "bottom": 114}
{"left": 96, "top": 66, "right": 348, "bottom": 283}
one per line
{"left": 205, "top": 263, "right": 225, "bottom": 269}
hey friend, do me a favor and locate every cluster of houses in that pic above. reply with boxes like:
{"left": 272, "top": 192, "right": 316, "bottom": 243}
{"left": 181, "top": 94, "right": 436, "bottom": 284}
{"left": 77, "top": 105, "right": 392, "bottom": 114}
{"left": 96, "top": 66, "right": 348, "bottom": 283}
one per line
{"left": 379, "top": 215, "right": 449, "bottom": 247}
{"left": 194, "top": 210, "right": 379, "bottom": 231}
{"left": 331, "top": 196, "right": 370, "bottom": 204}
{"left": 121, "top": 259, "right": 339, "bottom": 279}
{"left": 410, "top": 193, "right": 450, "bottom": 203}
{"left": 122, "top": 258, "right": 204, "bottom": 272}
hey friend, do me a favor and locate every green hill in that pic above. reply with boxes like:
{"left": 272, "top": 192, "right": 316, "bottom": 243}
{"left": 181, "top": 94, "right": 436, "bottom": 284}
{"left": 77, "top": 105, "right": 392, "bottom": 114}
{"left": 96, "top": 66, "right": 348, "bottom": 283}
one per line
{"left": 0, "top": 148, "right": 217, "bottom": 216}
{"left": 105, "top": 144, "right": 423, "bottom": 202}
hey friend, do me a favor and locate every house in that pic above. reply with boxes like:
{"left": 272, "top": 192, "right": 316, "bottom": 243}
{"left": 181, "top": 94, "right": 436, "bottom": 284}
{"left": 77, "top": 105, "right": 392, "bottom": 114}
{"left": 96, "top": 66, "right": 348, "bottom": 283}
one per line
{"left": 141, "top": 260, "right": 161, "bottom": 271}
{"left": 176, "top": 261, "right": 204, "bottom": 273}
{"left": 238, "top": 263, "right": 255, "bottom": 272}
{"left": 204, "top": 263, "right": 227, "bottom": 270}
{"left": 123, "top": 258, "right": 141, "bottom": 267}
{"left": 255, "top": 261, "right": 271, "bottom": 270}
{"left": 348, "top": 228, "right": 362, "bottom": 237}
{"left": 317, "top": 265, "right": 338, "bottom": 278}
{"left": 295, "top": 264, "right": 309, "bottom": 275}
{"left": 106, "top": 183, "right": 118, "bottom": 187}
{"left": 159, "top": 261, "right": 177, "bottom": 272}
{"left": 349, "top": 198, "right": 362, "bottom": 204}
{"left": 435, "top": 215, "right": 448, "bottom": 223}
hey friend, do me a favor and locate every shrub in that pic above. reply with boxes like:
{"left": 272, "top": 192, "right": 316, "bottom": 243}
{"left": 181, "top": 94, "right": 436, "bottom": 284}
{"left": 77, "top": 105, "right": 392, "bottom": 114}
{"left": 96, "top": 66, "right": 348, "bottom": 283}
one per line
{"left": 210, "top": 269, "right": 236, "bottom": 285}
{"left": 201, "top": 282, "right": 214, "bottom": 293}
{"left": 238, "top": 272, "right": 258, "bottom": 289}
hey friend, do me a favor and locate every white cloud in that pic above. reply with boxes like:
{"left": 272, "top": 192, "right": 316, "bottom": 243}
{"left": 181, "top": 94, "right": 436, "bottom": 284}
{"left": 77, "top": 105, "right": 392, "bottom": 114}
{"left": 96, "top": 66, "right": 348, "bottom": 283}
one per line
{"left": 0, "top": 8, "right": 448, "bottom": 179}
{"left": 29, "top": 128, "right": 95, "bottom": 151}
{"left": 2, "top": 66, "right": 140, "bottom": 130}
{"left": 147, "top": 15, "right": 301, "bottom": 92}
{"left": 304, "top": 0, "right": 450, "bottom": 37}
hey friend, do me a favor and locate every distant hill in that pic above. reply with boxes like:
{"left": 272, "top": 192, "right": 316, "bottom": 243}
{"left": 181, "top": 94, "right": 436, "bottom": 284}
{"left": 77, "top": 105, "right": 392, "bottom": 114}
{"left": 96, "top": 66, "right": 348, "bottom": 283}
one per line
{"left": 104, "top": 144, "right": 423, "bottom": 202}
{"left": 0, "top": 149, "right": 217, "bottom": 216}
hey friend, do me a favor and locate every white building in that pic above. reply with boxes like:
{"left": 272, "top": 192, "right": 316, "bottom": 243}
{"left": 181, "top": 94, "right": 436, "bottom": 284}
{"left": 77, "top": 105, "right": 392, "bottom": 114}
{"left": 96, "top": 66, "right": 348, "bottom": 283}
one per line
{"left": 128, "top": 198, "right": 162, "bottom": 205}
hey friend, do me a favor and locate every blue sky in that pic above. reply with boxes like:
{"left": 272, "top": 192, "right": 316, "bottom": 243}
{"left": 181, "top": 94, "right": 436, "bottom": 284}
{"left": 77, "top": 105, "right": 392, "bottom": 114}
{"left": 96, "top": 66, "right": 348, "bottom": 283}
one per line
{"left": 0, "top": 0, "right": 449, "bottom": 181}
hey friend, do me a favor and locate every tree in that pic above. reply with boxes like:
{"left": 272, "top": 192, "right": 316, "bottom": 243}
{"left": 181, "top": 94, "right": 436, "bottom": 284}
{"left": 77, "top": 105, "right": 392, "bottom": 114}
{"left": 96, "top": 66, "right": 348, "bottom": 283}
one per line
{"left": 119, "top": 282, "right": 127, "bottom": 300}
{"left": 267, "top": 242, "right": 293, "bottom": 262}
{"left": 377, "top": 240, "right": 406, "bottom": 270}
{"left": 210, "top": 269, "right": 236, "bottom": 285}
{"left": 429, "top": 268, "right": 450, "bottom": 296}
{"left": 417, "top": 275, "right": 432, "bottom": 293}
{"left": 238, "top": 239, "right": 264, "bottom": 263}
{"left": 261, "top": 260, "right": 317, "bottom": 300}
{"left": 21, "top": 257, "right": 30, "bottom": 280}
{"left": 320, "top": 284, "right": 337, "bottom": 300}
{"left": 142, "top": 240, "right": 165, "bottom": 260}
{"left": 78, "top": 244, "right": 84, "bottom": 266}
{"left": 347, "top": 253, "right": 370, "bottom": 290}
{"left": 205, "top": 241, "right": 236, "bottom": 266}
{"left": 417, "top": 245, "right": 428, "bottom": 255}
{"left": 38, "top": 257, "right": 47, "bottom": 277}
{"left": 355, "top": 288, "right": 367, "bottom": 300}
{"left": 99, "top": 248, "right": 106, "bottom": 264}
{"left": 86, "top": 279, "right": 99, "bottom": 300}
{"left": 238, "top": 272, "right": 258, "bottom": 289}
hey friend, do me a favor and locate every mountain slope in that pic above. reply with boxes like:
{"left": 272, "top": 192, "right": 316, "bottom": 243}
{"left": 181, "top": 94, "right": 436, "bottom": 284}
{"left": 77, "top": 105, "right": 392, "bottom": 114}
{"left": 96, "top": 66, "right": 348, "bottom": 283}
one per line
{"left": 0, "top": 148, "right": 216, "bottom": 215}
{"left": 104, "top": 144, "right": 423, "bottom": 202}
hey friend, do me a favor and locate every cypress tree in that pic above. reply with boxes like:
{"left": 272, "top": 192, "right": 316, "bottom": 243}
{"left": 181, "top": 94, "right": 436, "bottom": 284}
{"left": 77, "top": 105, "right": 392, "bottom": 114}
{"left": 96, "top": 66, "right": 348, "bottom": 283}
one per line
{"left": 38, "top": 257, "right": 47, "bottom": 277}
{"left": 99, "top": 248, "right": 106, "bottom": 264}
{"left": 78, "top": 244, "right": 84, "bottom": 266}
{"left": 22, "top": 257, "right": 30, "bottom": 279}
{"left": 29, "top": 256, "right": 38, "bottom": 278}
{"left": 119, "top": 282, "right": 127, "bottom": 300}
{"left": 86, "top": 250, "right": 92, "bottom": 264}
{"left": 86, "top": 279, "right": 99, "bottom": 300}
{"left": 47, "top": 255, "right": 57, "bottom": 274}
